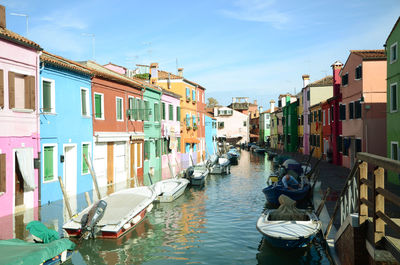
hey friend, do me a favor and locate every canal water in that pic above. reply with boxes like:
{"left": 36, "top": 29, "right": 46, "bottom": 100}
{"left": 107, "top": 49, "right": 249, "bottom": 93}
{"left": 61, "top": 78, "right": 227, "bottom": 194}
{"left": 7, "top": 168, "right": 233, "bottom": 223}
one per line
{"left": 1, "top": 150, "right": 332, "bottom": 265}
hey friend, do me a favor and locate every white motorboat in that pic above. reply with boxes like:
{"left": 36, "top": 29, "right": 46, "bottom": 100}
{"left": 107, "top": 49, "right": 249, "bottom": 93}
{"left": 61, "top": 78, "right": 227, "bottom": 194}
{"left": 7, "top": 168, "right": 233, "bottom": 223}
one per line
{"left": 152, "top": 178, "right": 190, "bottom": 203}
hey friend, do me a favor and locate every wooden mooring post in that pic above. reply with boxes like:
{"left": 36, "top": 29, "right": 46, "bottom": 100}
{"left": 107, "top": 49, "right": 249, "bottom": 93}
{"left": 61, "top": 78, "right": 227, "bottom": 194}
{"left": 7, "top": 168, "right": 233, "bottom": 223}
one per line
{"left": 83, "top": 154, "right": 101, "bottom": 200}
{"left": 58, "top": 176, "right": 72, "bottom": 219}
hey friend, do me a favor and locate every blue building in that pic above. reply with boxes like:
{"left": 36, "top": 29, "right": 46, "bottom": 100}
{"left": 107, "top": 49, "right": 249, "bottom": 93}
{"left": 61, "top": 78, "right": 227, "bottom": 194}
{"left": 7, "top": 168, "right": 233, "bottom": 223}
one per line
{"left": 39, "top": 51, "right": 93, "bottom": 214}
{"left": 205, "top": 114, "right": 217, "bottom": 157}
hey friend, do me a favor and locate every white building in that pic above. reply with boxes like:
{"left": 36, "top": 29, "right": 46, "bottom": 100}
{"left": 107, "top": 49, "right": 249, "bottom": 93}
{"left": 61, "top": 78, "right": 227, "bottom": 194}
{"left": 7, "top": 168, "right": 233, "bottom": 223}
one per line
{"left": 214, "top": 106, "right": 249, "bottom": 145}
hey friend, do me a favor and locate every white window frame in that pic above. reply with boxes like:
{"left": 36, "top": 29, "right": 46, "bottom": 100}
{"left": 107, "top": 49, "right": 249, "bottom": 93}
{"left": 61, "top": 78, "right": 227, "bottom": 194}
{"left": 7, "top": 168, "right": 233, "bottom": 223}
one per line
{"left": 42, "top": 143, "right": 58, "bottom": 183}
{"left": 81, "top": 142, "right": 91, "bottom": 175}
{"left": 94, "top": 92, "right": 105, "bottom": 120}
{"left": 390, "top": 82, "right": 398, "bottom": 113}
{"left": 391, "top": 141, "right": 399, "bottom": 160}
{"left": 116, "top": 97, "right": 124, "bottom": 122}
{"left": 128, "top": 96, "right": 135, "bottom": 121}
{"left": 80, "top": 87, "right": 90, "bottom": 117}
{"left": 390, "top": 42, "right": 398, "bottom": 64}
{"left": 41, "top": 77, "right": 56, "bottom": 114}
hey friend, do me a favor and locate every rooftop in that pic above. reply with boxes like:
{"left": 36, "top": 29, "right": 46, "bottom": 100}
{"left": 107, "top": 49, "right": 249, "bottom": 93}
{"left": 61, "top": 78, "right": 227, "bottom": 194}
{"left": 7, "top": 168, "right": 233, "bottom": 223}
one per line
{"left": 0, "top": 27, "right": 41, "bottom": 50}
{"left": 350, "top": 49, "right": 386, "bottom": 59}
{"left": 41, "top": 51, "right": 92, "bottom": 75}
{"left": 309, "top": 75, "right": 333, "bottom": 87}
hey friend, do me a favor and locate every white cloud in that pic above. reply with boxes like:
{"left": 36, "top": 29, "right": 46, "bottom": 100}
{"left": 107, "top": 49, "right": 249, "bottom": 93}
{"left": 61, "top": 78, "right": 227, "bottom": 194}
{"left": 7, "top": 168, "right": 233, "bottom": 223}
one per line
{"left": 220, "top": 0, "right": 290, "bottom": 28}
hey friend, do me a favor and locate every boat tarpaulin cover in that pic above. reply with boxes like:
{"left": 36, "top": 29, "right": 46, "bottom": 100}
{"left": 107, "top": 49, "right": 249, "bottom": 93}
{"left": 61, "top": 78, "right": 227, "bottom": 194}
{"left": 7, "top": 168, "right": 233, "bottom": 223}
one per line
{"left": 15, "top": 148, "right": 36, "bottom": 191}
{"left": 26, "top": 221, "right": 60, "bottom": 243}
{"left": 0, "top": 238, "right": 75, "bottom": 265}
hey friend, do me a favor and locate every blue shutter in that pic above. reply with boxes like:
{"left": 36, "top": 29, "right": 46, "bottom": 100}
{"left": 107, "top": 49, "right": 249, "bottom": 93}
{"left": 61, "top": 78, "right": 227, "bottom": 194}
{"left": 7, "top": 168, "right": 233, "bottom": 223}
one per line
{"left": 186, "top": 114, "right": 190, "bottom": 127}
{"left": 192, "top": 115, "right": 196, "bottom": 126}
{"left": 186, "top": 88, "right": 190, "bottom": 100}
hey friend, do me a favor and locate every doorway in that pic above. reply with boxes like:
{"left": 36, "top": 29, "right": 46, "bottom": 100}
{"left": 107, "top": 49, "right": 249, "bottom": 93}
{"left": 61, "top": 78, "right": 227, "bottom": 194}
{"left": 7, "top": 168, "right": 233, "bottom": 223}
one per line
{"left": 63, "top": 145, "right": 77, "bottom": 197}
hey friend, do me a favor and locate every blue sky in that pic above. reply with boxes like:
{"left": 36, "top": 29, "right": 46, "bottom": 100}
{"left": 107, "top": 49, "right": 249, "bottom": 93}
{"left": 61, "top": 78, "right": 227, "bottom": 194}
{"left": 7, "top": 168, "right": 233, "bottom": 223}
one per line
{"left": 2, "top": 0, "right": 400, "bottom": 109}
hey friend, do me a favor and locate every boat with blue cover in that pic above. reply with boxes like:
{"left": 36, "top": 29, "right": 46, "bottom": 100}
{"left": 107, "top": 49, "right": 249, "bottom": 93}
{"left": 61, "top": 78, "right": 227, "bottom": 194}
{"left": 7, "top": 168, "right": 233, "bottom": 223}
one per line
{"left": 262, "top": 176, "right": 310, "bottom": 205}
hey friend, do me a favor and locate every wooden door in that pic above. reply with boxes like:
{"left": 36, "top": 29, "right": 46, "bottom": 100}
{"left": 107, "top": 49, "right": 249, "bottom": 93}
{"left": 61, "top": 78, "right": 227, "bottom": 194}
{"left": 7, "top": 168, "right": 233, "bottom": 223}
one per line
{"left": 130, "top": 142, "right": 136, "bottom": 188}
{"left": 107, "top": 142, "right": 114, "bottom": 195}
{"left": 14, "top": 153, "right": 24, "bottom": 207}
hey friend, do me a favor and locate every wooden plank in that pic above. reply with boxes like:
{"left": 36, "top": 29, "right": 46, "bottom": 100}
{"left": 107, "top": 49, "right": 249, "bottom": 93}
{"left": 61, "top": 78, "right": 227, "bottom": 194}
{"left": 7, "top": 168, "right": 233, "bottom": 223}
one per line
{"left": 361, "top": 198, "right": 373, "bottom": 210}
{"left": 360, "top": 178, "right": 373, "bottom": 189}
{"left": 8, "top": 71, "right": 15, "bottom": 109}
{"left": 359, "top": 161, "right": 369, "bottom": 224}
{"left": 376, "top": 187, "right": 400, "bottom": 208}
{"left": 83, "top": 154, "right": 101, "bottom": 200}
{"left": 58, "top": 176, "right": 72, "bottom": 219}
{"left": 376, "top": 212, "right": 400, "bottom": 236}
{"left": 374, "top": 167, "right": 385, "bottom": 243}
{"left": 357, "top": 152, "right": 400, "bottom": 174}
{"left": 383, "top": 236, "right": 400, "bottom": 263}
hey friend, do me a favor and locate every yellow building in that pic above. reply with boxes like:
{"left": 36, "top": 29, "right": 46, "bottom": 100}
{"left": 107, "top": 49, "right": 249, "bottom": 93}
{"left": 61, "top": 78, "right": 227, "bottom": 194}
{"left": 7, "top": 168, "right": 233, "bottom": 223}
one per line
{"left": 309, "top": 103, "right": 323, "bottom": 158}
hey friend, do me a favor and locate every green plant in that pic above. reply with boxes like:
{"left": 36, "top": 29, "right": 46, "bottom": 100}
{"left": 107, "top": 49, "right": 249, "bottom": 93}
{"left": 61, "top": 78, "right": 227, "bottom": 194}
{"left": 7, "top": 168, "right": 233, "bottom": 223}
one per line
{"left": 134, "top": 73, "right": 150, "bottom": 80}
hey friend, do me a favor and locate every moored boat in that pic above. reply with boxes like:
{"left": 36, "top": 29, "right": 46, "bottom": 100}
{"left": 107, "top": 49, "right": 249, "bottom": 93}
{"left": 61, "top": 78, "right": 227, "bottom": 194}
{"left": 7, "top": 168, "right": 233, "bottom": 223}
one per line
{"left": 153, "top": 178, "right": 190, "bottom": 203}
{"left": 262, "top": 177, "right": 310, "bottom": 205}
{"left": 63, "top": 186, "right": 156, "bottom": 239}
{"left": 209, "top": 155, "right": 231, "bottom": 174}
{"left": 189, "top": 164, "right": 209, "bottom": 186}
{"left": 256, "top": 195, "right": 322, "bottom": 248}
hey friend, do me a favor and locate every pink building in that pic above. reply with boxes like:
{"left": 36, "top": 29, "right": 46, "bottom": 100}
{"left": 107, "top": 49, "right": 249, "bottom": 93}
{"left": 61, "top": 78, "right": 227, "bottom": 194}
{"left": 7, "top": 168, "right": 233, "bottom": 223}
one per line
{"left": 161, "top": 90, "right": 181, "bottom": 179}
{"left": 0, "top": 6, "right": 42, "bottom": 226}
{"left": 340, "top": 50, "right": 387, "bottom": 169}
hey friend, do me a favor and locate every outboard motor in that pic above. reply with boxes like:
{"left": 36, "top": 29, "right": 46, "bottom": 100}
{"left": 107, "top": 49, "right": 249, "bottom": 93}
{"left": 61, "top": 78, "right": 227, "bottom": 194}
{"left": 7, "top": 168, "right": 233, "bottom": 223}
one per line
{"left": 80, "top": 200, "right": 107, "bottom": 240}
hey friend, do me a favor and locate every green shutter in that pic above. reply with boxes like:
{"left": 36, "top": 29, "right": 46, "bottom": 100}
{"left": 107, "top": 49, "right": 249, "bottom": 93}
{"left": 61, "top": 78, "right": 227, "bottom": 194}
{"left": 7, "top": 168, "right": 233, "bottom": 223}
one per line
{"left": 144, "top": 101, "right": 149, "bottom": 121}
{"left": 140, "top": 100, "right": 145, "bottom": 120}
{"left": 82, "top": 144, "right": 89, "bottom": 173}
{"left": 169, "top": 104, "right": 173, "bottom": 121}
{"left": 162, "top": 102, "right": 165, "bottom": 120}
{"left": 44, "top": 146, "right": 54, "bottom": 181}
{"left": 135, "top": 98, "right": 139, "bottom": 120}
{"left": 43, "top": 81, "right": 51, "bottom": 112}
{"left": 186, "top": 114, "right": 190, "bottom": 127}
{"left": 81, "top": 89, "right": 87, "bottom": 116}
{"left": 177, "top": 106, "right": 181, "bottom": 121}
{"left": 95, "top": 94, "right": 102, "bottom": 118}
{"left": 192, "top": 115, "right": 196, "bottom": 126}
{"left": 177, "top": 137, "right": 181, "bottom": 152}
{"left": 117, "top": 98, "right": 122, "bottom": 120}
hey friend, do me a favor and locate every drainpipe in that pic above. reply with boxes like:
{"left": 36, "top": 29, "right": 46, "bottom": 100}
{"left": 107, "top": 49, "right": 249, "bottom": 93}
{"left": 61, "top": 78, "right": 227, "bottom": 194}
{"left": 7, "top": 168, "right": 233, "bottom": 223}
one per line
{"left": 36, "top": 51, "right": 42, "bottom": 206}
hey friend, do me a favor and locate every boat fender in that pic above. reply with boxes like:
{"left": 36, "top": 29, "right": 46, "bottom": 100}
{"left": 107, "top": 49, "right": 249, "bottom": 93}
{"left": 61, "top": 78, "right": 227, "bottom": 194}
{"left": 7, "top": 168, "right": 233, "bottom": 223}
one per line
{"left": 131, "top": 215, "right": 141, "bottom": 224}
{"left": 146, "top": 203, "right": 153, "bottom": 213}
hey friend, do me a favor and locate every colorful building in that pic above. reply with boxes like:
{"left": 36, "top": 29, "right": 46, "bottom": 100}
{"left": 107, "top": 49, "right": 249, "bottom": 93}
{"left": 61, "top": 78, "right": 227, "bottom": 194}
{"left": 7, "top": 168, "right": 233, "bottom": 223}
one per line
{"left": 283, "top": 98, "right": 299, "bottom": 152}
{"left": 385, "top": 17, "right": 400, "bottom": 184}
{"left": 302, "top": 75, "right": 333, "bottom": 155}
{"left": 259, "top": 108, "right": 271, "bottom": 146}
{"left": 0, "top": 12, "right": 42, "bottom": 220}
{"left": 340, "top": 50, "right": 387, "bottom": 169}
{"left": 213, "top": 106, "right": 249, "bottom": 145}
{"left": 297, "top": 92, "right": 304, "bottom": 153}
{"left": 309, "top": 103, "right": 323, "bottom": 158}
{"left": 39, "top": 52, "right": 93, "bottom": 212}
{"left": 196, "top": 84, "right": 206, "bottom": 162}
{"left": 205, "top": 114, "right": 217, "bottom": 157}
{"left": 160, "top": 89, "right": 181, "bottom": 179}
{"left": 155, "top": 67, "right": 202, "bottom": 169}
{"left": 276, "top": 109, "right": 284, "bottom": 150}
{"left": 330, "top": 61, "right": 344, "bottom": 165}
{"left": 81, "top": 61, "right": 145, "bottom": 194}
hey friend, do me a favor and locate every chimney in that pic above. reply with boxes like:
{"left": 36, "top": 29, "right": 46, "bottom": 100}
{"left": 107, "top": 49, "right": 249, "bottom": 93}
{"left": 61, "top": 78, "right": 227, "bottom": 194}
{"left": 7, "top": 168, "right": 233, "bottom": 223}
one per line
{"left": 150, "top": 63, "right": 159, "bottom": 84}
{"left": 302, "top": 74, "right": 310, "bottom": 88}
{"left": 331, "top": 61, "right": 343, "bottom": 97}
{"left": 259, "top": 106, "right": 263, "bottom": 113}
{"left": 178, "top": 67, "right": 184, "bottom": 77}
{"left": 254, "top": 100, "right": 257, "bottom": 105}
{"left": 214, "top": 107, "right": 218, "bottom": 117}
{"left": 232, "top": 97, "right": 236, "bottom": 103}
{"left": 270, "top": 100, "right": 275, "bottom": 113}
{"left": 0, "top": 5, "right": 6, "bottom": 29}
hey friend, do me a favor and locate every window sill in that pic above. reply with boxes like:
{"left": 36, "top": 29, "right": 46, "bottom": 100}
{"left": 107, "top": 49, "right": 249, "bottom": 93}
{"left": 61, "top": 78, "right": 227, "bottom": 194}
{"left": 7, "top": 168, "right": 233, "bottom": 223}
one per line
{"left": 117, "top": 119, "right": 124, "bottom": 122}
{"left": 94, "top": 117, "right": 105, "bottom": 120}
{"left": 82, "top": 172, "right": 90, "bottom": 176}
{"left": 43, "top": 179, "right": 58, "bottom": 184}
{"left": 390, "top": 109, "right": 398, "bottom": 113}
{"left": 81, "top": 115, "right": 91, "bottom": 119}
{"left": 0, "top": 192, "right": 4, "bottom": 197}
{"left": 13, "top": 108, "right": 34, "bottom": 113}
{"left": 390, "top": 59, "right": 397, "bottom": 64}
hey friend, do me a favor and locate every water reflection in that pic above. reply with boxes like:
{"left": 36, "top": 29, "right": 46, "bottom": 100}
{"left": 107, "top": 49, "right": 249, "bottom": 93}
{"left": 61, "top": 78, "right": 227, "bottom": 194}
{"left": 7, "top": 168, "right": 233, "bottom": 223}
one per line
{"left": 0, "top": 150, "right": 331, "bottom": 265}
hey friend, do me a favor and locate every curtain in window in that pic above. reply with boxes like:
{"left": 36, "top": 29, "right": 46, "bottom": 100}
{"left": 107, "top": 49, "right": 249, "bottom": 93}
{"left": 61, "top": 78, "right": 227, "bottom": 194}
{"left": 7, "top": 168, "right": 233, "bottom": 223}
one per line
{"left": 43, "top": 81, "right": 52, "bottom": 112}
{"left": 15, "top": 148, "right": 36, "bottom": 191}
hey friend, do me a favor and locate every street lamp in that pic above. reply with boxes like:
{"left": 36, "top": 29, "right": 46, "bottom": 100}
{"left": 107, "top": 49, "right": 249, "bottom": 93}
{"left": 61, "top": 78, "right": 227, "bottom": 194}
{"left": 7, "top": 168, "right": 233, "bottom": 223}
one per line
{"left": 10, "top": 12, "right": 28, "bottom": 36}
{"left": 82, "top": 33, "right": 95, "bottom": 60}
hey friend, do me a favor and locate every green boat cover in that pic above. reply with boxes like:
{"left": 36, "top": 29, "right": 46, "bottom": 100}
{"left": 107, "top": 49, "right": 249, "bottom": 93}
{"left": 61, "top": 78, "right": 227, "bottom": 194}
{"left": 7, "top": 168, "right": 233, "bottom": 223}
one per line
{"left": 26, "top": 221, "right": 60, "bottom": 243}
{"left": 0, "top": 238, "right": 75, "bottom": 265}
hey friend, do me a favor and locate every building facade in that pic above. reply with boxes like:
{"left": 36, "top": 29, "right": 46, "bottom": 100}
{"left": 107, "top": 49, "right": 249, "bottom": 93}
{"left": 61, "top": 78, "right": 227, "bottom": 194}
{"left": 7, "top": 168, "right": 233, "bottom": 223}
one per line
{"left": 214, "top": 106, "right": 249, "bottom": 145}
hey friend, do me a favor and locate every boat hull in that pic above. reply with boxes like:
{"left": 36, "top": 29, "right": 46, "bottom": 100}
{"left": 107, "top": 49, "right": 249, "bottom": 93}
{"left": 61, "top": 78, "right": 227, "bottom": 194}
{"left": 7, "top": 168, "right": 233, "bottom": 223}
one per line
{"left": 261, "top": 232, "right": 317, "bottom": 248}
{"left": 262, "top": 184, "right": 310, "bottom": 205}
{"left": 154, "top": 178, "right": 190, "bottom": 203}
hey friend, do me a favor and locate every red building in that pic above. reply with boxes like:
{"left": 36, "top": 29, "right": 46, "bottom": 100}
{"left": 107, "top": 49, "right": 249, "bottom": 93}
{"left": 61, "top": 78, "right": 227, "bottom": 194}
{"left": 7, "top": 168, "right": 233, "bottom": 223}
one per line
{"left": 330, "top": 61, "right": 343, "bottom": 165}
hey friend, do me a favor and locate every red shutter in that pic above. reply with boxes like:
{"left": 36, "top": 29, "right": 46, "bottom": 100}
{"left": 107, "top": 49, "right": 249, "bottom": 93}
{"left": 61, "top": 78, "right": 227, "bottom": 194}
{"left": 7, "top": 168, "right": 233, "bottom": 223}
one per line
{"left": 8, "top": 71, "right": 15, "bottom": 109}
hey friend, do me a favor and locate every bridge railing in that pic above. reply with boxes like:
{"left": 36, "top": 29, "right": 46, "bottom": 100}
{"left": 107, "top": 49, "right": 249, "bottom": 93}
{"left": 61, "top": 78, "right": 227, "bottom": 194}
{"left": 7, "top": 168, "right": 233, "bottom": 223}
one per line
{"left": 357, "top": 152, "right": 400, "bottom": 245}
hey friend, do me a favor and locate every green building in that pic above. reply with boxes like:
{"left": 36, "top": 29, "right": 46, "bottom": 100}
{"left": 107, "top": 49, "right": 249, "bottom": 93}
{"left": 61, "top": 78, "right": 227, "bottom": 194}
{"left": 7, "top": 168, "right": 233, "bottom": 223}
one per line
{"left": 283, "top": 99, "right": 299, "bottom": 152}
{"left": 143, "top": 86, "right": 163, "bottom": 185}
{"left": 385, "top": 17, "right": 400, "bottom": 185}
{"left": 259, "top": 111, "right": 271, "bottom": 146}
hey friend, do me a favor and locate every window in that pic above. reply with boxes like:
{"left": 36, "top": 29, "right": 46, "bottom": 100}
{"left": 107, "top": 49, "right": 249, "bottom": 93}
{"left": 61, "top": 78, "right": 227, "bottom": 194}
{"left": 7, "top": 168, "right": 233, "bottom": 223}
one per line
{"left": 163, "top": 138, "right": 169, "bottom": 154}
{"left": 340, "top": 104, "right": 346, "bottom": 120}
{"left": 116, "top": 97, "right": 123, "bottom": 121}
{"left": 342, "top": 73, "right": 348, "bottom": 86}
{"left": 0, "top": 153, "right": 6, "bottom": 193}
{"left": 218, "top": 121, "right": 224, "bottom": 129}
{"left": 42, "top": 79, "right": 55, "bottom": 113}
{"left": 390, "top": 83, "right": 398, "bottom": 112}
{"left": 128, "top": 97, "right": 135, "bottom": 120}
{"left": 390, "top": 42, "right": 398, "bottom": 64}
{"left": 323, "top": 110, "right": 326, "bottom": 126}
{"left": 135, "top": 98, "right": 141, "bottom": 120}
{"left": 349, "top": 102, "right": 354, "bottom": 119}
{"left": 355, "top": 100, "right": 362, "bottom": 119}
{"left": 186, "top": 114, "right": 191, "bottom": 128}
{"left": 144, "top": 100, "right": 150, "bottom": 121}
{"left": 186, "top": 88, "right": 190, "bottom": 101}
{"left": 169, "top": 104, "right": 173, "bottom": 121}
{"left": 177, "top": 137, "right": 181, "bottom": 152}
{"left": 177, "top": 106, "right": 181, "bottom": 121}
{"left": 202, "top": 114, "right": 205, "bottom": 126}
{"left": 8, "top": 72, "right": 35, "bottom": 111}
{"left": 355, "top": 65, "right": 362, "bottom": 80}
{"left": 155, "top": 139, "right": 160, "bottom": 158}
{"left": 43, "top": 145, "right": 57, "bottom": 182}
{"left": 144, "top": 141, "right": 150, "bottom": 160}
{"left": 162, "top": 102, "right": 166, "bottom": 120}
{"left": 94, "top": 93, "right": 104, "bottom": 119}
{"left": 82, "top": 143, "right": 90, "bottom": 174}
{"left": 356, "top": 139, "right": 362, "bottom": 153}
{"left": 330, "top": 106, "right": 333, "bottom": 123}
{"left": 80, "top": 88, "right": 90, "bottom": 116}
{"left": 154, "top": 103, "right": 160, "bottom": 122}
{"left": 327, "top": 109, "right": 330, "bottom": 125}
{"left": 307, "top": 90, "right": 310, "bottom": 101}
{"left": 343, "top": 138, "right": 349, "bottom": 156}
{"left": 301, "top": 115, "right": 304, "bottom": 125}
{"left": 192, "top": 114, "right": 197, "bottom": 128}
{"left": 318, "top": 110, "right": 322, "bottom": 122}
{"left": 192, "top": 90, "right": 196, "bottom": 102}
{"left": 278, "top": 100, "right": 282, "bottom": 108}
{"left": 338, "top": 136, "right": 343, "bottom": 152}
{"left": 391, "top": 142, "right": 399, "bottom": 160}
{"left": 316, "top": 135, "right": 320, "bottom": 147}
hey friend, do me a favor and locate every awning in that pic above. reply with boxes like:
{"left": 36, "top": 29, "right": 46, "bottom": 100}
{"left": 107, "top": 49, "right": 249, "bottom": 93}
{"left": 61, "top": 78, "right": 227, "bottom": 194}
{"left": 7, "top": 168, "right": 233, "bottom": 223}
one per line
{"left": 185, "top": 138, "right": 200, "bottom": 144}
